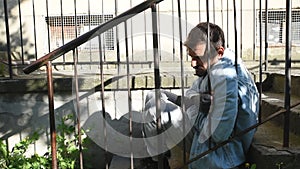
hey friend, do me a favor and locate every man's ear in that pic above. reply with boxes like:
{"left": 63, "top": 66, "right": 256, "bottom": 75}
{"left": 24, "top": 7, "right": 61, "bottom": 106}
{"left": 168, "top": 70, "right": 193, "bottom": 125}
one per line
{"left": 217, "top": 47, "right": 224, "bottom": 55}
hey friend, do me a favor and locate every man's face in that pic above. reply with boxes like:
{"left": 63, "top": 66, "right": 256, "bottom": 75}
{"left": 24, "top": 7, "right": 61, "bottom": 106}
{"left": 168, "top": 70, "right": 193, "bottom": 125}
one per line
{"left": 187, "top": 43, "right": 208, "bottom": 77}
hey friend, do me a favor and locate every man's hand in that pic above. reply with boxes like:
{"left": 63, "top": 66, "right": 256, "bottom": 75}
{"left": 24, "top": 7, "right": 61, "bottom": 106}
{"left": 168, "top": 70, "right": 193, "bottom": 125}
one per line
{"left": 161, "top": 90, "right": 180, "bottom": 104}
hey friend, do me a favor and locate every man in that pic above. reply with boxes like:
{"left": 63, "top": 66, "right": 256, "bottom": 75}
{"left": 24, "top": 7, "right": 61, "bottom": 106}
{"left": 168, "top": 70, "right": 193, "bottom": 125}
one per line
{"left": 142, "top": 22, "right": 259, "bottom": 169}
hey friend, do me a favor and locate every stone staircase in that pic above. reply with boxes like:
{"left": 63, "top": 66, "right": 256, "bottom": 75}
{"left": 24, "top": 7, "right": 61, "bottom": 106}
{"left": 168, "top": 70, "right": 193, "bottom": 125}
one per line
{"left": 247, "top": 72, "right": 300, "bottom": 169}
{"left": 1, "top": 61, "right": 300, "bottom": 169}
{"left": 106, "top": 66, "right": 300, "bottom": 169}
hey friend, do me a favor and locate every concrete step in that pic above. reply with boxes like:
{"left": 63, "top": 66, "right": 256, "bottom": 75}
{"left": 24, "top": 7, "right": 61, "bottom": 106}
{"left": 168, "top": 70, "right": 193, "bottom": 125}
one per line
{"left": 108, "top": 90, "right": 300, "bottom": 169}
{"left": 58, "top": 73, "right": 300, "bottom": 169}
{"left": 248, "top": 121, "right": 300, "bottom": 169}
{"left": 109, "top": 147, "right": 187, "bottom": 169}
{"left": 109, "top": 156, "right": 142, "bottom": 169}
{"left": 259, "top": 72, "right": 300, "bottom": 98}
{"left": 261, "top": 92, "right": 300, "bottom": 136}
{"left": 247, "top": 91, "right": 300, "bottom": 169}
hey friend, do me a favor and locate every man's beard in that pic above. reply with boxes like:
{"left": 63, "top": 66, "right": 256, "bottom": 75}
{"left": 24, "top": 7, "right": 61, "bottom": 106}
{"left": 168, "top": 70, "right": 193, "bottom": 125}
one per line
{"left": 194, "top": 67, "right": 207, "bottom": 77}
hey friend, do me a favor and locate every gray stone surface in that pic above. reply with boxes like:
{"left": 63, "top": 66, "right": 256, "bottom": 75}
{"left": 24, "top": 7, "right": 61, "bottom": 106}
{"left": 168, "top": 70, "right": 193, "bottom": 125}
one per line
{"left": 1, "top": 61, "right": 300, "bottom": 168}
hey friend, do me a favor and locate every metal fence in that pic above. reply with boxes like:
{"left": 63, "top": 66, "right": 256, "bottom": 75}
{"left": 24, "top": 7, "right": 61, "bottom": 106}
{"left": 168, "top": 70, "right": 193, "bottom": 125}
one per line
{"left": 2, "top": 1, "right": 300, "bottom": 77}
{"left": 0, "top": 0, "right": 298, "bottom": 168}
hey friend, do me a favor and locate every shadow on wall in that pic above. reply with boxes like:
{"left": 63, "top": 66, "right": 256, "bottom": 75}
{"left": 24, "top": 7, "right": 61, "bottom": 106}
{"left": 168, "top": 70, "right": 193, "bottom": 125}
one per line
{"left": 0, "top": 0, "right": 36, "bottom": 65}
{"left": 0, "top": 111, "right": 34, "bottom": 140}
{"left": 0, "top": 94, "right": 143, "bottom": 169}
{"left": 0, "top": 74, "right": 146, "bottom": 169}
{"left": 0, "top": 103, "right": 146, "bottom": 169}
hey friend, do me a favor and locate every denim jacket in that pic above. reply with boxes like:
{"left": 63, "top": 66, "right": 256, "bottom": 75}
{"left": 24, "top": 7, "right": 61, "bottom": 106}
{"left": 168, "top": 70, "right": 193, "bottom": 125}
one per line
{"left": 188, "top": 48, "right": 259, "bottom": 169}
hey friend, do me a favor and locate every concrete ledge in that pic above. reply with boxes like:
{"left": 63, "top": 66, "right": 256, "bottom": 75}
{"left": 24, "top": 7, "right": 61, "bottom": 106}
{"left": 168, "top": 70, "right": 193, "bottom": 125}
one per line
{"left": 0, "top": 73, "right": 196, "bottom": 93}
{"left": 248, "top": 143, "right": 300, "bottom": 169}
{"left": 261, "top": 72, "right": 300, "bottom": 98}
{"left": 247, "top": 90, "right": 300, "bottom": 169}
{"left": 261, "top": 92, "right": 300, "bottom": 136}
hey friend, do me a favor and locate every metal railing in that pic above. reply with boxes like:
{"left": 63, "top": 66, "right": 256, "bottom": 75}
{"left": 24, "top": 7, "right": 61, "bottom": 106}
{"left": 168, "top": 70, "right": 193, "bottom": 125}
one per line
{"left": 3, "top": 0, "right": 300, "bottom": 79}
{"left": 23, "top": 0, "right": 164, "bottom": 168}
{"left": 0, "top": 0, "right": 296, "bottom": 168}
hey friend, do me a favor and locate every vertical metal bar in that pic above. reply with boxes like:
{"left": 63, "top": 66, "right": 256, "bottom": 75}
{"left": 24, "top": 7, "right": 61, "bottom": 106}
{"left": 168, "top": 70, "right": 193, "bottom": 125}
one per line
{"left": 5, "top": 139, "right": 9, "bottom": 163}
{"left": 101, "top": 0, "right": 107, "bottom": 62}
{"left": 158, "top": 5, "right": 162, "bottom": 61}
{"left": 124, "top": 20, "right": 134, "bottom": 169}
{"left": 259, "top": 0, "right": 263, "bottom": 123}
{"left": 74, "top": 0, "right": 78, "bottom": 38}
{"left": 115, "top": 0, "right": 121, "bottom": 66}
{"left": 73, "top": 49, "right": 84, "bottom": 169}
{"left": 144, "top": 0, "right": 148, "bottom": 61}
{"left": 198, "top": 0, "right": 201, "bottom": 22}
{"left": 221, "top": 0, "right": 224, "bottom": 29}
{"left": 32, "top": 0, "right": 38, "bottom": 60}
{"left": 213, "top": 0, "right": 215, "bottom": 23}
{"left": 3, "top": 0, "right": 13, "bottom": 79}
{"left": 115, "top": 0, "right": 121, "bottom": 109}
{"left": 233, "top": 0, "right": 238, "bottom": 71}
{"left": 60, "top": 0, "right": 66, "bottom": 68}
{"left": 172, "top": 0, "right": 175, "bottom": 61}
{"left": 74, "top": 0, "right": 79, "bottom": 63}
{"left": 253, "top": 0, "right": 256, "bottom": 60}
{"left": 46, "top": 61, "right": 57, "bottom": 169}
{"left": 283, "top": 0, "right": 292, "bottom": 148}
{"left": 206, "top": 0, "right": 210, "bottom": 66}
{"left": 185, "top": 0, "right": 188, "bottom": 60}
{"left": 17, "top": 0, "right": 25, "bottom": 65}
{"left": 45, "top": 0, "right": 51, "bottom": 53}
{"left": 240, "top": 0, "right": 243, "bottom": 58}
{"left": 206, "top": 0, "right": 212, "bottom": 150}
{"left": 130, "top": 0, "right": 135, "bottom": 64}
{"left": 88, "top": 0, "right": 92, "bottom": 70}
{"left": 185, "top": 0, "right": 187, "bottom": 34}
{"left": 151, "top": 3, "right": 163, "bottom": 169}
{"left": 98, "top": 35, "right": 109, "bottom": 169}
{"left": 114, "top": 0, "right": 120, "bottom": 118}
{"left": 264, "top": 0, "right": 268, "bottom": 71}
{"left": 226, "top": 0, "right": 229, "bottom": 48}
{"left": 177, "top": 0, "right": 187, "bottom": 164}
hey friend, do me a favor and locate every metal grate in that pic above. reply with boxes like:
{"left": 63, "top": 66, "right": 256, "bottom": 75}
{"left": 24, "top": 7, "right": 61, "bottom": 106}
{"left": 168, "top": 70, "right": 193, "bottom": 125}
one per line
{"left": 257, "top": 9, "right": 300, "bottom": 45}
{"left": 46, "top": 14, "right": 114, "bottom": 51}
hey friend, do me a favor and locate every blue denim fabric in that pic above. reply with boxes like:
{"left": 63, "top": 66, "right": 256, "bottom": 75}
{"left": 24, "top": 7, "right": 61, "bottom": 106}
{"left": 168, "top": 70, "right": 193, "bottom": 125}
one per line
{"left": 189, "top": 48, "right": 259, "bottom": 169}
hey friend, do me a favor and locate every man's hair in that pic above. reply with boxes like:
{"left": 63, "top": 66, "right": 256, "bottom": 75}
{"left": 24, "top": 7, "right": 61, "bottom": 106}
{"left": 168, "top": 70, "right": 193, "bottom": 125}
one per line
{"left": 184, "top": 22, "right": 225, "bottom": 55}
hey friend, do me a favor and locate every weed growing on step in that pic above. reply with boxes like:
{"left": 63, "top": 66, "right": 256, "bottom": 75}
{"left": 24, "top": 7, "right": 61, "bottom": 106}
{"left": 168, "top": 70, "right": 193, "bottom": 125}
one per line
{"left": 0, "top": 114, "right": 85, "bottom": 169}
{"left": 245, "top": 162, "right": 257, "bottom": 169}
{"left": 276, "top": 162, "right": 284, "bottom": 169}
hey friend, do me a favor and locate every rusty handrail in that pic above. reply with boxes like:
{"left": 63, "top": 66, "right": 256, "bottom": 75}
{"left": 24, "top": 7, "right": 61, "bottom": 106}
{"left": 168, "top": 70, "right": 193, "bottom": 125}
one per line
{"left": 23, "top": 0, "right": 163, "bottom": 75}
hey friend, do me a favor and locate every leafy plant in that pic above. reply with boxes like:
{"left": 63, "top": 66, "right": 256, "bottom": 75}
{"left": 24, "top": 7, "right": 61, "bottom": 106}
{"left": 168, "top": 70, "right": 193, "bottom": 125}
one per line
{"left": 276, "top": 162, "right": 284, "bottom": 169}
{"left": 245, "top": 162, "right": 257, "bottom": 169}
{"left": 0, "top": 131, "right": 47, "bottom": 169}
{"left": 0, "top": 114, "right": 85, "bottom": 169}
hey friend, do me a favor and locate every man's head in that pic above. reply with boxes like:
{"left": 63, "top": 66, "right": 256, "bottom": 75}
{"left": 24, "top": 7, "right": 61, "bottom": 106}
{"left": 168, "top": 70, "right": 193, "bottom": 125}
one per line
{"left": 184, "top": 22, "right": 225, "bottom": 76}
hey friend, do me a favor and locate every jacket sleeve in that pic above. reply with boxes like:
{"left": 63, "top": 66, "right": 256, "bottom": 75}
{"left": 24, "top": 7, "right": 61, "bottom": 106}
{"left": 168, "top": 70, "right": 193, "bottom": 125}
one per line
{"left": 198, "top": 67, "right": 238, "bottom": 144}
{"left": 163, "top": 77, "right": 203, "bottom": 109}
{"left": 163, "top": 90, "right": 202, "bottom": 111}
